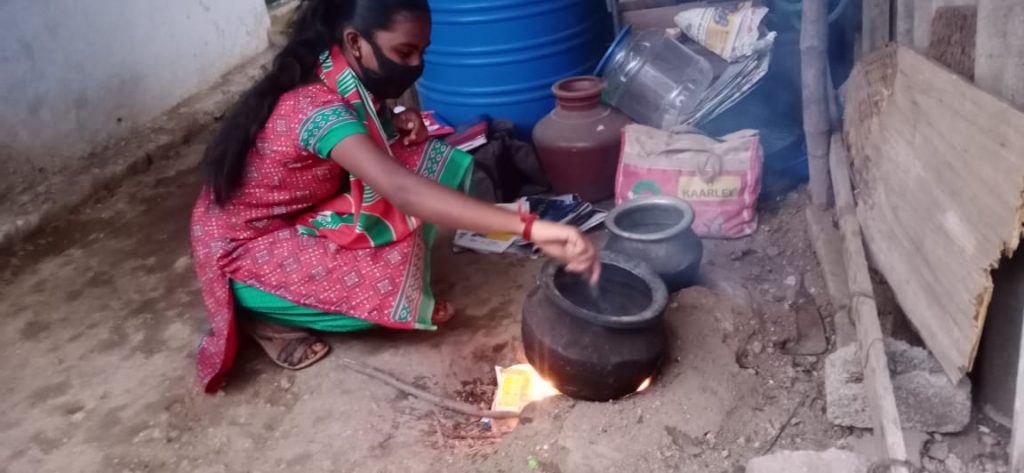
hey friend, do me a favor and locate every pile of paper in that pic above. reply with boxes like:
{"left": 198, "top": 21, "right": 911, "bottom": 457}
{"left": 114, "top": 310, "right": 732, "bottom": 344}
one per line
{"left": 668, "top": 0, "right": 776, "bottom": 128}
{"left": 453, "top": 195, "right": 607, "bottom": 255}
{"left": 683, "top": 37, "right": 774, "bottom": 127}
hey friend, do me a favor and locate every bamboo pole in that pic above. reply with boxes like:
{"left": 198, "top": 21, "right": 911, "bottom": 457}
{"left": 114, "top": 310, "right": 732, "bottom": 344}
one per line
{"left": 863, "top": 0, "right": 892, "bottom": 54}
{"left": 801, "top": 0, "right": 832, "bottom": 208}
{"left": 830, "top": 132, "right": 909, "bottom": 473}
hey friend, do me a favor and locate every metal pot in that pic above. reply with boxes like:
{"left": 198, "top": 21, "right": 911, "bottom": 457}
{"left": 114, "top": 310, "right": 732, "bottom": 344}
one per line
{"left": 521, "top": 252, "right": 668, "bottom": 401}
{"left": 604, "top": 196, "right": 703, "bottom": 292}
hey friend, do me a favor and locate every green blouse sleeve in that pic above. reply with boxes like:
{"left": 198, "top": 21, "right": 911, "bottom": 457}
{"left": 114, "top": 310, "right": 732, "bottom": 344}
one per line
{"left": 298, "top": 103, "right": 368, "bottom": 159}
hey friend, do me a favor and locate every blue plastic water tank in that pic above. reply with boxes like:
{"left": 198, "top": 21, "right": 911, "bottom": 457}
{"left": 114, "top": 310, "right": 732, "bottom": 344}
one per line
{"left": 419, "top": 0, "right": 611, "bottom": 133}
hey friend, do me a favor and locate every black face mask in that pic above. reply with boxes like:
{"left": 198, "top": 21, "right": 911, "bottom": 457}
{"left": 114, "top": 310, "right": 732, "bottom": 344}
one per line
{"left": 357, "top": 39, "right": 423, "bottom": 99}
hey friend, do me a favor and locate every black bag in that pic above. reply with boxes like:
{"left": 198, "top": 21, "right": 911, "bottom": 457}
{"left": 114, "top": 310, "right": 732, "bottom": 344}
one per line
{"left": 469, "top": 120, "right": 550, "bottom": 203}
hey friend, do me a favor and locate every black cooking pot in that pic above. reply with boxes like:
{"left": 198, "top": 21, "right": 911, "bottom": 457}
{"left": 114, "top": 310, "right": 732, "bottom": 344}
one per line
{"left": 521, "top": 252, "right": 668, "bottom": 401}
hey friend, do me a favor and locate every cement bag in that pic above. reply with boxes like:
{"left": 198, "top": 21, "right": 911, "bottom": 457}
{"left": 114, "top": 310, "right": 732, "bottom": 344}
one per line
{"left": 615, "top": 124, "right": 763, "bottom": 238}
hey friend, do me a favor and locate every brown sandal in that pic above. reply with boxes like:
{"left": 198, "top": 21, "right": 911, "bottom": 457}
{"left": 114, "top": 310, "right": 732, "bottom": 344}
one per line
{"left": 246, "top": 323, "right": 330, "bottom": 370}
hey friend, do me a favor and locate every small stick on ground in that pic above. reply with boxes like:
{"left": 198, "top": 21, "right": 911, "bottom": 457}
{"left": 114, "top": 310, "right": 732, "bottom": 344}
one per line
{"left": 432, "top": 410, "right": 446, "bottom": 449}
{"left": 445, "top": 433, "right": 502, "bottom": 441}
{"left": 341, "top": 358, "right": 519, "bottom": 419}
{"left": 763, "top": 394, "right": 807, "bottom": 454}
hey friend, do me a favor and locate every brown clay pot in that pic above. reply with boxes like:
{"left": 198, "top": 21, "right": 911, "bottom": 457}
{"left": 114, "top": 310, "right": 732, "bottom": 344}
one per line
{"left": 532, "top": 76, "right": 632, "bottom": 202}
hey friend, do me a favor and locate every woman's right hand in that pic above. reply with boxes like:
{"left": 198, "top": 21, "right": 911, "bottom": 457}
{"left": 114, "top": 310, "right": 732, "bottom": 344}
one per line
{"left": 530, "top": 220, "right": 601, "bottom": 283}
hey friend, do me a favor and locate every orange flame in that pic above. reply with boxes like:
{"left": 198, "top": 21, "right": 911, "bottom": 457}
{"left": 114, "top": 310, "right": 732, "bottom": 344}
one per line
{"left": 511, "top": 363, "right": 561, "bottom": 402}
{"left": 492, "top": 364, "right": 561, "bottom": 413}
{"left": 494, "top": 366, "right": 654, "bottom": 413}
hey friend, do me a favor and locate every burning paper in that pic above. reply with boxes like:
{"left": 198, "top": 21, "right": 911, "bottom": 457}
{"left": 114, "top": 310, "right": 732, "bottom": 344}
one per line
{"left": 491, "top": 364, "right": 560, "bottom": 413}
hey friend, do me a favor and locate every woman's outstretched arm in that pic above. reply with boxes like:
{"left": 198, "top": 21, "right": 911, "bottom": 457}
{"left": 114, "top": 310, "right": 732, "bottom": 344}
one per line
{"left": 329, "top": 134, "right": 600, "bottom": 278}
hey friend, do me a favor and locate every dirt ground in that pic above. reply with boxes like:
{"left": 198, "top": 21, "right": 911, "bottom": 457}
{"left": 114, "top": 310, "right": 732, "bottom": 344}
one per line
{"left": 0, "top": 128, "right": 1008, "bottom": 473}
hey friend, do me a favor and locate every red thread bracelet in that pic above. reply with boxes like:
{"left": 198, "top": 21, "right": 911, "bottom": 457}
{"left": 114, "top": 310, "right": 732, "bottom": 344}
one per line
{"left": 518, "top": 201, "right": 538, "bottom": 241}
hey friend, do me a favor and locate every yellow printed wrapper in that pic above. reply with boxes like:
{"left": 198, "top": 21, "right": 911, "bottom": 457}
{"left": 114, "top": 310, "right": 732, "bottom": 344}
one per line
{"left": 491, "top": 364, "right": 560, "bottom": 413}
{"left": 674, "top": 1, "right": 769, "bottom": 62}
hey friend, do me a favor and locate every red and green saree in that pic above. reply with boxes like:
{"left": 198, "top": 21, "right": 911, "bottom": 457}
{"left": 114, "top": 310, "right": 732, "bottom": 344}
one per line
{"left": 190, "top": 47, "right": 472, "bottom": 392}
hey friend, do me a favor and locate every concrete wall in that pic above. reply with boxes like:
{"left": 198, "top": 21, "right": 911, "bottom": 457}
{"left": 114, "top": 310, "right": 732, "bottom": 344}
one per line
{"left": 976, "top": 0, "right": 1024, "bottom": 110}
{"left": 0, "top": 0, "right": 270, "bottom": 197}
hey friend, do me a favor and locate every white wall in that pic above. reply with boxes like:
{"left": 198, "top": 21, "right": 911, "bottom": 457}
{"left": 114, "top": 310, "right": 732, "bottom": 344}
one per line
{"left": 0, "top": 0, "right": 270, "bottom": 196}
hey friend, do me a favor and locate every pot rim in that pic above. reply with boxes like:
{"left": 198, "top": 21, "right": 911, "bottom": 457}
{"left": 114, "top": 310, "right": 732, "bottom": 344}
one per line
{"left": 551, "top": 76, "right": 606, "bottom": 100}
{"left": 605, "top": 196, "right": 695, "bottom": 242}
{"left": 541, "top": 251, "right": 668, "bottom": 329}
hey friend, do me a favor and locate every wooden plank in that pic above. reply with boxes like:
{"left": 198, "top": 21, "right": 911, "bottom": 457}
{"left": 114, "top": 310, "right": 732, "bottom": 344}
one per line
{"left": 844, "top": 46, "right": 1024, "bottom": 381}
{"left": 830, "top": 132, "right": 909, "bottom": 472}
{"left": 622, "top": 4, "right": 694, "bottom": 30}
{"left": 617, "top": 0, "right": 680, "bottom": 12}
{"left": 801, "top": 0, "right": 832, "bottom": 207}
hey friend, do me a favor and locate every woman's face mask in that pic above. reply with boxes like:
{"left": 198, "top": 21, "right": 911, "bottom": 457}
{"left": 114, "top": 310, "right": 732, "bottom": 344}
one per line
{"left": 357, "top": 39, "right": 424, "bottom": 100}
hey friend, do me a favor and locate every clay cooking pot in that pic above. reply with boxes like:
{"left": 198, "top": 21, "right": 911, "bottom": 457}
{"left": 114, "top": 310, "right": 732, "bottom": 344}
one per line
{"left": 522, "top": 252, "right": 668, "bottom": 401}
{"left": 532, "top": 76, "right": 632, "bottom": 202}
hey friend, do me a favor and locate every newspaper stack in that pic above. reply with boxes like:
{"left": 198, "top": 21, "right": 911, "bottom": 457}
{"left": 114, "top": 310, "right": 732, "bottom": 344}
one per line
{"left": 684, "top": 39, "right": 774, "bottom": 127}
{"left": 453, "top": 195, "right": 607, "bottom": 255}
{"left": 672, "top": 0, "right": 777, "bottom": 127}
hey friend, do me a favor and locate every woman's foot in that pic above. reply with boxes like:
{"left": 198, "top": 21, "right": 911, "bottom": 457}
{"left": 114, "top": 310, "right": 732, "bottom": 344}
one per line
{"left": 432, "top": 301, "right": 456, "bottom": 325}
{"left": 245, "top": 321, "right": 330, "bottom": 370}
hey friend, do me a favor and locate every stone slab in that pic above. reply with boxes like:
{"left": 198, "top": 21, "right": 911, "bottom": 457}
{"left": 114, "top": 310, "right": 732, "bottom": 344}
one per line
{"left": 825, "top": 339, "right": 972, "bottom": 433}
{"left": 747, "top": 449, "right": 871, "bottom": 473}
